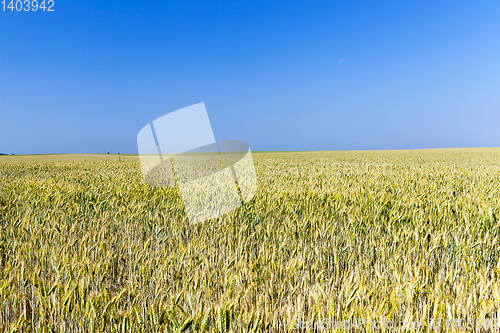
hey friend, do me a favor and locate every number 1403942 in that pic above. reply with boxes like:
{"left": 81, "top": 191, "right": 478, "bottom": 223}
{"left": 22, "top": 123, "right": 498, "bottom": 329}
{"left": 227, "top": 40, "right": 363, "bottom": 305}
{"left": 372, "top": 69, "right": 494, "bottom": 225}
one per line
{"left": 2, "top": 0, "right": 54, "bottom": 11}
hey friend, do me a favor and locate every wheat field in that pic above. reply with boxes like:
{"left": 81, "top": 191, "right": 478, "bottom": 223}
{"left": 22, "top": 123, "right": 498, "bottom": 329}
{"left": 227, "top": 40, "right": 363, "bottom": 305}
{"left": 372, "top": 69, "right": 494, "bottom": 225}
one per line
{"left": 1, "top": 149, "right": 500, "bottom": 332}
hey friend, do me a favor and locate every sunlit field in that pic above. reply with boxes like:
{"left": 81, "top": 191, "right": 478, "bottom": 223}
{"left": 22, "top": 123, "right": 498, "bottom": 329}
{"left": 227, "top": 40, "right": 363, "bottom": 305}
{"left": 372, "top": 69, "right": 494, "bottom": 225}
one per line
{"left": 2, "top": 149, "right": 500, "bottom": 332}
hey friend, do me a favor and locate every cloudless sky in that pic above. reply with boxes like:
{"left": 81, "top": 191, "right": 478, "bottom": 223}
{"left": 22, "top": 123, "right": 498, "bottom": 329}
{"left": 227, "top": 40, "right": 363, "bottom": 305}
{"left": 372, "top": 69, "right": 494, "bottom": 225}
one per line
{"left": 1, "top": 0, "right": 500, "bottom": 154}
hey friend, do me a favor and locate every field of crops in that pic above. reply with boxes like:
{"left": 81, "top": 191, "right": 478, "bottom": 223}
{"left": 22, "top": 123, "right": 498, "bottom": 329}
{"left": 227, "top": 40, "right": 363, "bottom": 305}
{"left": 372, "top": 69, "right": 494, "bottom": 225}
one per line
{"left": 2, "top": 149, "right": 500, "bottom": 332}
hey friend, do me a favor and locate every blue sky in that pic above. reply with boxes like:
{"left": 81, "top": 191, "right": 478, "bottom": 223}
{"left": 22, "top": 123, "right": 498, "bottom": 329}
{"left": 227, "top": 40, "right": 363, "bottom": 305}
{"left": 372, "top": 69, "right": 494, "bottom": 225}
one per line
{"left": 1, "top": 0, "right": 500, "bottom": 154}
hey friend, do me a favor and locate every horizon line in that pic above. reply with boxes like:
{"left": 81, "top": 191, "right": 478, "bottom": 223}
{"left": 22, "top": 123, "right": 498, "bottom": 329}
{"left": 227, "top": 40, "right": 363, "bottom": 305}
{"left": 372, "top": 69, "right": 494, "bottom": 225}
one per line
{"left": 2, "top": 146, "right": 500, "bottom": 156}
